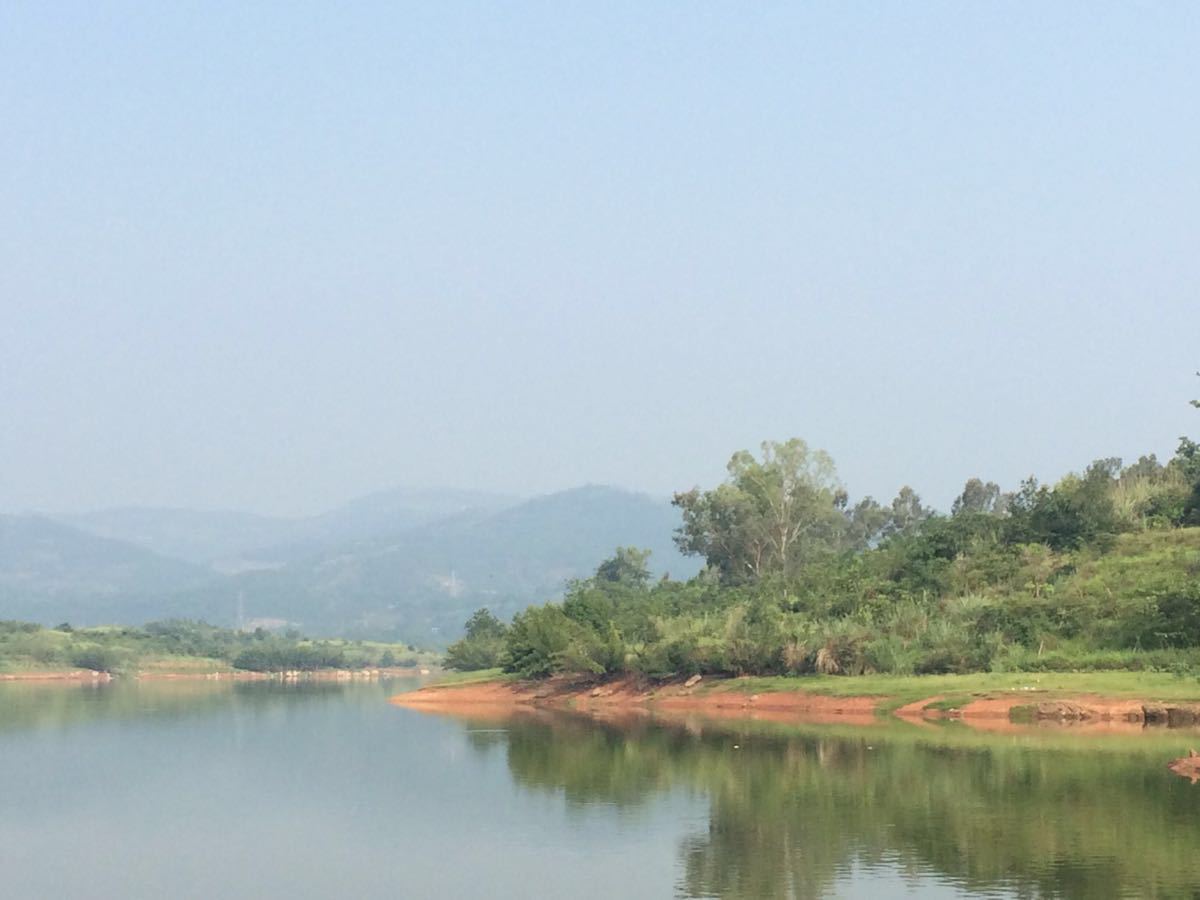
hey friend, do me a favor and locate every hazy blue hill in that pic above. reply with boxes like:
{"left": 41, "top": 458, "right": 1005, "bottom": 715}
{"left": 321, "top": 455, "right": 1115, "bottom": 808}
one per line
{"left": 62, "top": 507, "right": 296, "bottom": 567}
{"left": 62, "top": 487, "right": 518, "bottom": 568}
{"left": 184, "top": 486, "right": 698, "bottom": 645}
{"left": 250, "top": 486, "right": 519, "bottom": 562}
{"left": 5, "top": 486, "right": 696, "bottom": 644}
{"left": 0, "top": 515, "right": 209, "bottom": 623}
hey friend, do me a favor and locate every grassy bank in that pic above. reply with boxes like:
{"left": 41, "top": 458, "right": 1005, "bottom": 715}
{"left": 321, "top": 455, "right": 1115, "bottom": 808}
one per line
{"left": 428, "top": 667, "right": 512, "bottom": 687}
{"left": 695, "top": 670, "right": 1200, "bottom": 711}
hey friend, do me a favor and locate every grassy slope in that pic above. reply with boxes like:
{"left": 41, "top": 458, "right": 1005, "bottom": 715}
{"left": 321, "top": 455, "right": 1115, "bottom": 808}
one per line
{"left": 437, "top": 530, "right": 1200, "bottom": 698}
{"left": 427, "top": 667, "right": 514, "bottom": 687}
{"left": 699, "top": 671, "right": 1200, "bottom": 710}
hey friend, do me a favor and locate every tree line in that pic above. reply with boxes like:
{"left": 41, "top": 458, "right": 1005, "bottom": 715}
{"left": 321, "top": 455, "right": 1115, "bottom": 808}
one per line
{"left": 0, "top": 619, "right": 422, "bottom": 674}
{"left": 446, "top": 383, "right": 1200, "bottom": 678}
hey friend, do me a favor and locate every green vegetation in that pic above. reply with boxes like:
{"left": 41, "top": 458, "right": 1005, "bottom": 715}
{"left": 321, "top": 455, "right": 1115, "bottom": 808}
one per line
{"left": 444, "top": 609, "right": 508, "bottom": 671}
{"left": 0, "top": 619, "right": 431, "bottom": 675}
{"left": 448, "top": 389, "right": 1200, "bottom": 681}
{"left": 694, "top": 670, "right": 1200, "bottom": 713}
{"left": 428, "top": 667, "right": 513, "bottom": 688}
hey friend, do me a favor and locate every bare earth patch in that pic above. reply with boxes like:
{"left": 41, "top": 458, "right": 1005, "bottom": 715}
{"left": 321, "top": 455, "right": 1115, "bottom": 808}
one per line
{"left": 391, "top": 675, "right": 1200, "bottom": 736}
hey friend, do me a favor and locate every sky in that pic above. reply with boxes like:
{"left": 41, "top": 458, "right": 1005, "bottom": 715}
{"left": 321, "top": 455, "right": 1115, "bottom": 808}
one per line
{"left": 2, "top": 2, "right": 1198, "bottom": 517}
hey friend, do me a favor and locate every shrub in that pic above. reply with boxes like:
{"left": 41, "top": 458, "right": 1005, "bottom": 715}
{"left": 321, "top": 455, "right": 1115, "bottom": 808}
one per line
{"left": 70, "top": 645, "right": 125, "bottom": 673}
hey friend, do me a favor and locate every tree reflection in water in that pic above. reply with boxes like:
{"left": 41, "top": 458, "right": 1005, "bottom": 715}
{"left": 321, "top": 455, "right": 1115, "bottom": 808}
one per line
{"left": 464, "top": 711, "right": 1200, "bottom": 899}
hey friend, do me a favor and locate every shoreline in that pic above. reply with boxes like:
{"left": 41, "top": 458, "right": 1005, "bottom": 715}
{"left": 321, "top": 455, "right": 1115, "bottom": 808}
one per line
{"left": 390, "top": 674, "right": 1200, "bottom": 733}
{"left": 0, "top": 666, "right": 430, "bottom": 684}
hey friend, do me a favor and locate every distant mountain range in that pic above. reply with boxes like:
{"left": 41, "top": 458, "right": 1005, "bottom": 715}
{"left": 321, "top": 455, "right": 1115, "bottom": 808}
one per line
{"left": 63, "top": 487, "right": 517, "bottom": 567}
{"left": 0, "top": 486, "right": 698, "bottom": 645}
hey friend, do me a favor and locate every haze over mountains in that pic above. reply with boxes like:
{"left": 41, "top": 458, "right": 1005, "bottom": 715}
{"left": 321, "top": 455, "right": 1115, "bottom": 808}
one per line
{"left": 0, "top": 486, "right": 697, "bottom": 646}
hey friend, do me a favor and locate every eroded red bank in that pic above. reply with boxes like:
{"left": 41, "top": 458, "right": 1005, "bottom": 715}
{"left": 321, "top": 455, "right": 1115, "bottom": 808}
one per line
{"left": 389, "top": 675, "right": 1200, "bottom": 733}
{"left": 391, "top": 676, "right": 1200, "bottom": 780}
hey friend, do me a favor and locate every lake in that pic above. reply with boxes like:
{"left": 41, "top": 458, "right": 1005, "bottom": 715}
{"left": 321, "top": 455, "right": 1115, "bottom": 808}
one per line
{"left": 3, "top": 679, "right": 1199, "bottom": 899}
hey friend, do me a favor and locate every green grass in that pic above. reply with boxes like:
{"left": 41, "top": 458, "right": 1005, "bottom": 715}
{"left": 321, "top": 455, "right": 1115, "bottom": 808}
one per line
{"left": 428, "top": 667, "right": 514, "bottom": 687}
{"left": 695, "top": 670, "right": 1200, "bottom": 710}
{"left": 134, "top": 655, "right": 234, "bottom": 674}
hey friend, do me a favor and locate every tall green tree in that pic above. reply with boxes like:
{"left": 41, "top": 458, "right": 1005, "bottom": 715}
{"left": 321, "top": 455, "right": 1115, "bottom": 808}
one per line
{"left": 883, "top": 486, "right": 931, "bottom": 537}
{"left": 951, "top": 478, "right": 1005, "bottom": 516}
{"left": 673, "top": 439, "right": 844, "bottom": 581}
{"left": 1182, "top": 372, "right": 1200, "bottom": 523}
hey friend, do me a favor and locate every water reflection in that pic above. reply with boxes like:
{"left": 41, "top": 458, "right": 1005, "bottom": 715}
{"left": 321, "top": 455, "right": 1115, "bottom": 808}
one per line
{"left": 465, "top": 710, "right": 1200, "bottom": 899}
{"left": 4, "top": 682, "right": 1200, "bottom": 899}
{"left": 0, "top": 678, "right": 366, "bottom": 735}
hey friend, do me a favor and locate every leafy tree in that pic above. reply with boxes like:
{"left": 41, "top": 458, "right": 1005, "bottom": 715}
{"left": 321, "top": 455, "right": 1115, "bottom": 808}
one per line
{"left": 951, "top": 478, "right": 1006, "bottom": 516}
{"left": 1003, "top": 460, "right": 1122, "bottom": 550}
{"left": 883, "top": 486, "right": 932, "bottom": 537}
{"left": 842, "top": 497, "right": 890, "bottom": 550}
{"left": 463, "top": 608, "right": 507, "bottom": 640}
{"left": 444, "top": 608, "right": 509, "bottom": 671}
{"left": 503, "top": 605, "right": 586, "bottom": 677}
{"left": 1182, "top": 373, "right": 1200, "bottom": 523}
{"left": 70, "top": 644, "right": 125, "bottom": 673}
{"left": 673, "top": 439, "right": 845, "bottom": 581}
{"left": 595, "top": 547, "right": 652, "bottom": 587}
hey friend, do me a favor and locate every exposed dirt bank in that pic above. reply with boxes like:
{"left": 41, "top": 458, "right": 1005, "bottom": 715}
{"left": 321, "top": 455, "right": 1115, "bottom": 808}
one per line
{"left": 390, "top": 675, "right": 1200, "bottom": 733}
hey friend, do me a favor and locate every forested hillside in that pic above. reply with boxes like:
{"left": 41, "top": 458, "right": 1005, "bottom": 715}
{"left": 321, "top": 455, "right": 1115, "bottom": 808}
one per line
{"left": 448, "top": 398, "right": 1200, "bottom": 678}
{"left": 0, "top": 516, "right": 211, "bottom": 622}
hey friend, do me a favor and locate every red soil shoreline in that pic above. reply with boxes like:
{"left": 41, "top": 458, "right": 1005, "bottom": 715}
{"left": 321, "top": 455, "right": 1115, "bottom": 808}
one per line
{"left": 389, "top": 675, "right": 1200, "bottom": 734}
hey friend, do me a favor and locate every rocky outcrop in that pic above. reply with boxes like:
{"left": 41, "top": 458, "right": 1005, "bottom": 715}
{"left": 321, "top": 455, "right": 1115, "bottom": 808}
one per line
{"left": 1168, "top": 749, "right": 1200, "bottom": 783}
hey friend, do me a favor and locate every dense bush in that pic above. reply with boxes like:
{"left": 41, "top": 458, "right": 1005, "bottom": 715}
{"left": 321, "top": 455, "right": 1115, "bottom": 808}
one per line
{"left": 69, "top": 644, "right": 127, "bottom": 673}
{"left": 444, "top": 608, "right": 508, "bottom": 671}
{"left": 231, "top": 642, "right": 347, "bottom": 672}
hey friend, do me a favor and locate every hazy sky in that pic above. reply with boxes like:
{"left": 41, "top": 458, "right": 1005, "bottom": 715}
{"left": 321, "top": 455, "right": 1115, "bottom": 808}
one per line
{"left": 3, "top": 3, "right": 1198, "bottom": 516}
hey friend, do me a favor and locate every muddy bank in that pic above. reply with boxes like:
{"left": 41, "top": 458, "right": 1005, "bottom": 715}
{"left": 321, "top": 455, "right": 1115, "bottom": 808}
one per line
{"left": 390, "top": 675, "right": 1200, "bottom": 732}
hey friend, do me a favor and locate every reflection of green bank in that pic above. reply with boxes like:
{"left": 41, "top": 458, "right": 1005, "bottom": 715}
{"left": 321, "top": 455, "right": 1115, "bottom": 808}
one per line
{"left": 0, "top": 679, "right": 392, "bottom": 736}
{"left": 469, "top": 710, "right": 1200, "bottom": 899}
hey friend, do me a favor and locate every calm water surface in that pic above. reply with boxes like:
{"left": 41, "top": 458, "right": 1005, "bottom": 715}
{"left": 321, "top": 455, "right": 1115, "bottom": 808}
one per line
{"left": 2, "top": 679, "right": 1199, "bottom": 899}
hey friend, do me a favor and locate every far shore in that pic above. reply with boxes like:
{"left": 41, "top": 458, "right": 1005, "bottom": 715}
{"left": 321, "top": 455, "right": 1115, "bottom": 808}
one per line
{"left": 390, "top": 671, "right": 1200, "bottom": 735}
{"left": 0, "top": 666, "right": 431, "bottom": 684}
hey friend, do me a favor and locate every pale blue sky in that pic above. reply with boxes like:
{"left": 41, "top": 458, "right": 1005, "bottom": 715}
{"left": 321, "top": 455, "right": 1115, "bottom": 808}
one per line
{"left": 2, "top": 2, "right": 1198, "bottom": 515}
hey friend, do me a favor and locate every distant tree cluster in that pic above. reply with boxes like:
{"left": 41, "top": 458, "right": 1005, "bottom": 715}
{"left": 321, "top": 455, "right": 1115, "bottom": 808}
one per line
{"left": 0, "top": 619, "right": 418, "bottom": 674}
